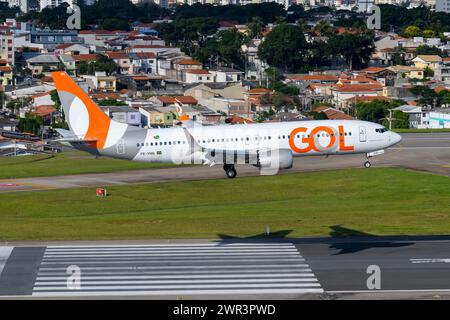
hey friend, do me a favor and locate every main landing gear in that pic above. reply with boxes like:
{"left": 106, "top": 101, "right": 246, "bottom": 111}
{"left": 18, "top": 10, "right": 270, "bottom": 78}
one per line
{"left": 223, "top": 164, "right": 237, "bottom": 179}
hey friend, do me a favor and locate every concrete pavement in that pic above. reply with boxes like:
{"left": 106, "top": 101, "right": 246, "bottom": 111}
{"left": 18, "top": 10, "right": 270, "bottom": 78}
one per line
{"left": 0, "top": 132, "right": 449, "bottom": 193}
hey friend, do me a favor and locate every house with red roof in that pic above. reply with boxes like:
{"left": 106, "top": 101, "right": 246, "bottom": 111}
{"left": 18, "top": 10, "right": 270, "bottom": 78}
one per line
{"left": 150, "top": 95, "right": 198, "bottom": 107}
{"left": 332, "top": 83, "right": 384, "bottom": 109}
{"left": 313, "top": 106, "right": 354, "bottom": 120}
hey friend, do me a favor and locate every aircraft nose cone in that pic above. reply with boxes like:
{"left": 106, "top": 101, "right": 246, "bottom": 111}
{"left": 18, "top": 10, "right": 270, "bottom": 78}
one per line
{"left": 391, "top": 132, "right": 402, "bottom": 144}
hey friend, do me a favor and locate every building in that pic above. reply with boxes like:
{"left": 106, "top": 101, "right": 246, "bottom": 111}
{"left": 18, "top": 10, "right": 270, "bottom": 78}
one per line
{"left": 59, "top": 55, "right": 76, "bottom": 76}
{"left": 174, "top": 59, "right": 203, "bottom": 82}
{"left": 393, "top": 105, "right": 450, "bottom": 129}
{"left": 435, "top": 58, "right": 450, "bottom": 84}
{"left": 436, "top": 0, "right": 450, "bottom": 13}
{"left": 105, "top": 51, "right": 131, "bottom": 74}
{"left": 29, "top": 29, "right": 82, "bottom": 49}
{"left": 387, "top": 65, "right": 425, "bottom": 80}
{"left": 412, "top": 55, "right": 443, "bottom": 71}
{"left": 39, "top": 0, "right": 67, "bottom": 10}
{"left": 184, "top": 69, "right": 214, "bottom": 84}
{"left": 100, "top": 105, "right": 141, "bottom": 126}
{"left": 139, "top": 106, "right": 177, "bottom": 127}
{"left": 392, "top": 105, "right": 424, "bottom": 128}
{"left": 313, "top": 105, "right": 355, "bottom": 120}
{"left": 210, "top": 67, "right": 244, "bottom": 83}
{"left": 150, "top": 95, "right": 198, "bottom": 107}
{"left": 82, "top": 72, "right": 116, "bottom": 92}
{"left": 0, "top": 59, "right": 13, "bottom": 86}
{"left": 54, "top": 43, "right": 90, "bottom": 56}
{"left": 26, "top": 54, "right": 61, "bottom": 75}
{"left": 331, "top": 83, "right": 384, "bottom": 109}
{"left": 128, "top": 52, "right": 157, "bottom": 74}
{"left": 0, "top": 31, "right": 14, "bottom": 66}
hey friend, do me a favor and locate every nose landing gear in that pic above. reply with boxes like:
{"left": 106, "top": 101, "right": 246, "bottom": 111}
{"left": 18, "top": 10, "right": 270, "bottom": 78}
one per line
{"left": 223, "top": 164, "right": 237, "bottom": 179}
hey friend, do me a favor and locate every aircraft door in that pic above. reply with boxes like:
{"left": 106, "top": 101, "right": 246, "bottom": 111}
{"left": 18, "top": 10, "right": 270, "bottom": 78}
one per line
{"left": 359, "top": 126, "right": 367, "bottom": 142}
{"left": 116, "top": 139, "right": 125, "bottom": 154}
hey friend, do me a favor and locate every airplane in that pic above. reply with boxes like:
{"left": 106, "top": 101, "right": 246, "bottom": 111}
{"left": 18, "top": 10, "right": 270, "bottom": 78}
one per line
{"left": 52, "top": 71, "right": 402, "bottom": 179}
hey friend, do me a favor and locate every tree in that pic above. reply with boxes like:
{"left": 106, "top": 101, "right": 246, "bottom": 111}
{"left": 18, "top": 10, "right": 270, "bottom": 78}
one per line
{"left": 269, "top": 81, "right": 300, "bottom": 96}
{"left": 422, "top": 29, "right": 435, "bottom": 38}
{"left": 409, "top": 85, "right": 437, "bottom": 107}
{"left": 6, "top": 97, "right": 31, "bottom": 116}
{"left": 310, "top": 111, "right": 329, "bottom": 120}
{"left": 18, "top": 113, "right": 43, "bottom": 135}
{"left": 101, "top": 18, "right": 130, "bottom": 31}
{"left": 415, "top": 45, "right": 446, "bottom": 57}
{"left": 355, "top": 99, "right": 404, "bottom": 123}
{"left": 258, "top": 23, "right": 308, "bottom": 72}
{"left": 0, "top": 2, "right": 20, "bottom": 21}
{"left": 217, "top": 29, "right": 244, "bottom": 67}
{"left": 424, "top": 66, "right": 434, "bottom": 78}
{"left": 314, "top": 20, "right": 335, "bottom": 37}
{"left": 98, "top": 99, "right": 127, "bottom": 106}
{"left": 248, "top": 16, "right": 264, "bottom": 38}
{"left": 382, "top": 110, "right": 409, "bottom": 129}
{"left": 77, "top": 55, "right": 118, "bottom": 75}
{"left": 404, "top": 25, "right": 421, "bottom": 37}
{"left": 325, "top": 32, "right": 375, "bottom": 70}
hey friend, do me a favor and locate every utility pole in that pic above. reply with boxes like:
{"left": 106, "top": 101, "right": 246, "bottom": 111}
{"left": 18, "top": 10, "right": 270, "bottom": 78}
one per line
{"left": 389, "top": 109, "right": 393, "bottom": 130}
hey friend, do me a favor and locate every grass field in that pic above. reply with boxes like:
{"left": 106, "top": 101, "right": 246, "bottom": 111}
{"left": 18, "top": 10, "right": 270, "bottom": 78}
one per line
{"left": 0, "top": 151, "right": 172, "bottom": 179}
{"left": 0, "top": 168, "right": 449, "bottom": 241}
{"left": 394, "top": 128, "right": 450, "bottom": 133}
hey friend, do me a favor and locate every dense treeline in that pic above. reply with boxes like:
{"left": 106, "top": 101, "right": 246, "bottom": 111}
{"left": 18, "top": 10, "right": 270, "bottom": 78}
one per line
{"left": 173, "top": 3, "right": 286, "bottom": 24}
{"left": 380, "top": 4, "right": 450, "bottom": 34}
{"left": 0, "top": 2, "right": 20, "bottom": 22}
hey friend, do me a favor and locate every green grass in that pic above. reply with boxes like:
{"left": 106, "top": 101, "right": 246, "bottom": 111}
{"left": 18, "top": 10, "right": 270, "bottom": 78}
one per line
{"left": 0, "top": 168, "right": 449, "bottom": 241}
{"left": 394, "top": 128, "right": 450, "bottom": 133}
{"left": 0, "top": 151, "right": 173, "bottom": 179}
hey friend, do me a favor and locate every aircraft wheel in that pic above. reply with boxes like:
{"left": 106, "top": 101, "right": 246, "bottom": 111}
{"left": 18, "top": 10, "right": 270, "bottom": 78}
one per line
{"left": 364, "top": 161, "right": 371, "bottom": 168}
{"left": 224, "top": 164, "right": 237, "bottom": 179}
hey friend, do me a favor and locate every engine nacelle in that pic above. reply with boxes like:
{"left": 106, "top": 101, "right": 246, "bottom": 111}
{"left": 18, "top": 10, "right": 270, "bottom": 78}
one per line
{"left": 253, "top": 149, "right": 293, "bottom": 170}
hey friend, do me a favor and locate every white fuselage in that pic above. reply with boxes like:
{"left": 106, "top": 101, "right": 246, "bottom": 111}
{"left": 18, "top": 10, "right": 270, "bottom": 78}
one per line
{"left": 122, "top": 120, "right": 401, "bottom": 164}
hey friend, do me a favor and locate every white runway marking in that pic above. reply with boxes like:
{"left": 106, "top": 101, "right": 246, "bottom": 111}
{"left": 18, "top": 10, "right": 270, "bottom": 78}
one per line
{"left": 0, "top": 247, "right": 13, "bottom": 277}
{"left": 410, "top": 258, "right": 450, "bottom": 264}
{"left": 32, "top": 243, "right": 323, "bottom": 297}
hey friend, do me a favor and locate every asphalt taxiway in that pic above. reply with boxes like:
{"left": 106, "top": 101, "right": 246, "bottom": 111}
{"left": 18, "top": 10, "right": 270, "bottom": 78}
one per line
{"left": 0, "top": 132, "right": 449, "bottom": 193}
{"left": 2, "top": 237, "right": 450, "bottom": 299}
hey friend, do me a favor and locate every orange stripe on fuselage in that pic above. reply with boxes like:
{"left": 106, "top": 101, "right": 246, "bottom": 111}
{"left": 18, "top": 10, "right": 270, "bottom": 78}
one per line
{"left": 52, "top": 71, "right": 111, "bottom": 149}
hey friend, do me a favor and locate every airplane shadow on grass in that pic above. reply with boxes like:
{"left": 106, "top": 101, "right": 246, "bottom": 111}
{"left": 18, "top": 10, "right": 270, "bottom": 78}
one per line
{"left": 329, "top": 225, "right": 413, "bottom": 255}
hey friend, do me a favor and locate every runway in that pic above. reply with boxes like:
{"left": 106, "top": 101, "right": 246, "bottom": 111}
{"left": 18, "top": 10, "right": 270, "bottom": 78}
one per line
{"left": 3, "top": 237, "right": 450, "bottom": 299}
{"left": 0, "top": 242, "right": 322, "bottom": 297}
{"left": 0, "top": 132, "right": 449, "bottom": 193}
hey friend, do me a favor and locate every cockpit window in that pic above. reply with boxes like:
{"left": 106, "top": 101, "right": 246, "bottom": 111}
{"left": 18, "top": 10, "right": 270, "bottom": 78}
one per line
{"left": 375, "top": 128, "right": 388, "bottom": 133}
